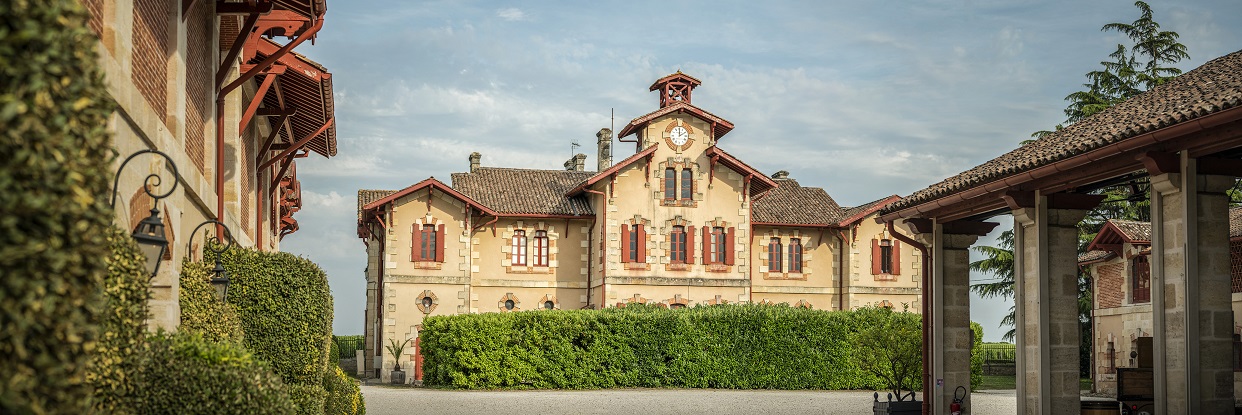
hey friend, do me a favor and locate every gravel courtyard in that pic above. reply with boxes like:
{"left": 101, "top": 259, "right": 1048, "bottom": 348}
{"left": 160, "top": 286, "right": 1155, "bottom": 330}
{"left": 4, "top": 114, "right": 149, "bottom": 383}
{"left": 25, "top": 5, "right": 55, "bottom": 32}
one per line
{"left": 361, "top": 385, "right": 1018, "bottom": 415}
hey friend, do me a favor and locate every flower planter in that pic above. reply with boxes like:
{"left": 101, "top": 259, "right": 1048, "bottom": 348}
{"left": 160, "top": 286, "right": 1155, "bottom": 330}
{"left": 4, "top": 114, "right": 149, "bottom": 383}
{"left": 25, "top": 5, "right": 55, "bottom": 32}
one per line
{"left": 390, "top": 369, "right": 406, "bottom": 385}
{"left": 872, "top": 399, "right": 922, "bottom": 415}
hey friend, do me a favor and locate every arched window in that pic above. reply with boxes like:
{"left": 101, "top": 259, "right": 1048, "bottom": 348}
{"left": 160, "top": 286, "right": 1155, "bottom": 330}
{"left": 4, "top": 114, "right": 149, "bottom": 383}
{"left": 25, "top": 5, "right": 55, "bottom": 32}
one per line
{"left": 789, "top": 238, "right": 803, "bottom": 273}
{"left": 768, "top": 238, "right": 783, "bottom": 273}
{"left": 680, "top": 169, "right": 693, "bottom": 200}
{"left": 533, "top": 230, "right": 549, "bottom": 266}
{"left": 511, "top": 230, "right": 527, "bottom": 266}
{"left": 664, "top": 168, "right": 676, "bottom": 200}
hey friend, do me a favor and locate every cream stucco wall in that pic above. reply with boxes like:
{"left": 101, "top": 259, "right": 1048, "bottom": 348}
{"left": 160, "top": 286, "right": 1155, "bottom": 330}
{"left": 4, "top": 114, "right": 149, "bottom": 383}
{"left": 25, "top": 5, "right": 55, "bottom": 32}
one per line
{"left": 847, "top": 216, "right": 922, "bottom": 311}
{"left": 750, "top": 226, "right": 841, "bottom": 310}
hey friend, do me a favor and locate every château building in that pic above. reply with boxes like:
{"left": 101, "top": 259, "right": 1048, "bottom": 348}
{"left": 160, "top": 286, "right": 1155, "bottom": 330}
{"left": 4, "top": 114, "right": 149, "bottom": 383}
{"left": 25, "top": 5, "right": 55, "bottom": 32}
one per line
{"left": 356, "top": 73, "right": 920, "bottom": 380}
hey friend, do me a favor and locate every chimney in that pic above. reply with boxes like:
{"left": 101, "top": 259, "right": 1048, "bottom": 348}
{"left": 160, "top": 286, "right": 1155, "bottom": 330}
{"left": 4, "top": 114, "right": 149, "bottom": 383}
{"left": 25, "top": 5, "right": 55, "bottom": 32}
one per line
{"left": 596, "top": 128, "right": 613, "bottom": 171}
{"left": 469, "top": 152, "right": 481, "bottom": 173}
{"left": 564, "top": 153, "right": 587, "bottom": 171}
{"left": 772, "top": 170, "right": 790, "bottom": 179}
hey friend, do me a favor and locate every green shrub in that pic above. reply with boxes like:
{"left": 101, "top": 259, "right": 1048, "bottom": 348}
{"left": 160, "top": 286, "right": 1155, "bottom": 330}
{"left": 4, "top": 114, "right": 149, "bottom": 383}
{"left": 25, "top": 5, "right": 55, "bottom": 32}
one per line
{"left": 133, "top": 331, "right": 296, "bottom": 415}
{"left": 970, "top": 321, "right": 984, "bottom": 390}
{"left": 209, "top": 247, "right": 333, "bottom": 383}
{"left": 287, "top": 384, "right": 327, "bottom": 415}
{"left": 85, "top": 227, "right": 153, "bottom": 414}
{"left": 179, "top": 260, "right": 245, "bottom": 344}
{"left": 852, "top": 308, "right": 922, "bottom": 398}
{"left": 0, "top": 0, "right": 117, "bottom": 411}
{"left": 323, "top": 366, "right": 365, "bottom": 415}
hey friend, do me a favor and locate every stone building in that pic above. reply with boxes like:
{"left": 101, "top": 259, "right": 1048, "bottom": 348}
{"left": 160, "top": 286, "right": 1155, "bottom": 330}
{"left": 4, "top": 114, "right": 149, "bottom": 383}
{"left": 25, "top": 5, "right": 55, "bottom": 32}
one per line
{"left": 1080, "top": 209, "right": 1242, "bottom": 396}
{"left": 355, "top": 72, "right": 920, "bottom": 380}
{"left": 86, "top": 0, "right": 338, "bottom": 328}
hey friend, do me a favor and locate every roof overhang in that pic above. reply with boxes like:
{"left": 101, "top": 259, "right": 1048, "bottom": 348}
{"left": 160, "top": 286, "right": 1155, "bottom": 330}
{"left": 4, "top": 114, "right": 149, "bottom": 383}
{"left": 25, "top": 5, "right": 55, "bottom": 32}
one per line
{"left": 879, "top": 106, "right": 1242, "bottom": 224}
{"left": 565, "top": 144, "right": 660, "bottom": 196}
{"left": 361, "top": 177, "right": 500, "bottom": 221}
{"left": 618, "top": 102, "right": 735, "bottom": 140}
{"left": 705, "top": 146, "right": 777, "bottom": 197}
{"left": 253, "top": 38, "right": 336, "bottom": 157}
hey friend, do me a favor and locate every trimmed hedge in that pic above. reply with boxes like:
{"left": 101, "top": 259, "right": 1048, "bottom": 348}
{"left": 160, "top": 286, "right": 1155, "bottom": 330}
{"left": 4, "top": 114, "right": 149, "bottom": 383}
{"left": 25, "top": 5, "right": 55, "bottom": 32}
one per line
{"left": 133, "top": 331, "right": 296, "bottom": 415}
{"left": 179, "top": 260, "right": 245, "bottom": 344}
{"left": 210, "top": 247, "right": 333, "bottom": 393}
{"left": 323, "top": 366, "right": 365, "bottom": 415}
{"left": 970, "top": 321, "right": 984, "bottom": 389}
{"left": 85, "top": 227, "right": 153, "bottom": 414}
{"left": 423, "top": 305, "right": 982, "bottom": 390}
{"left": 287, "top": 384, "right": 326, "bottom": 415}
{"left": 0, "top": 0, "right": 116, "bottom": 411}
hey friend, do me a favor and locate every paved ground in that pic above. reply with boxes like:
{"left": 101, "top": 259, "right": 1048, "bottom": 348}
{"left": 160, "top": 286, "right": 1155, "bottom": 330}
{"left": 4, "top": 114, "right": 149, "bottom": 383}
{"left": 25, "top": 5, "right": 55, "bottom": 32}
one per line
{"left": 361, "top": 385, "right": 1018, "bottom": 414}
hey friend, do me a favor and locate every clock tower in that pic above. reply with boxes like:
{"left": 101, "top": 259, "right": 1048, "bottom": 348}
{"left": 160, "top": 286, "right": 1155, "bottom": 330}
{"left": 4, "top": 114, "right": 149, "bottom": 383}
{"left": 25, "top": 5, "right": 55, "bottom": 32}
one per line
{"left": 652, "top": 71, "right": 701, "bottom": 108}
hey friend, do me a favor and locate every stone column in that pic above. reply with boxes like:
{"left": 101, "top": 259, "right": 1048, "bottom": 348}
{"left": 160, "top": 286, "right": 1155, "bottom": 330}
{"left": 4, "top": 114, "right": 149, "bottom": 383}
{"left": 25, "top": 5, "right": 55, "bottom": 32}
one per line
{"left": 1008, "top": 191, "right": 1101, "bottom": 415}
{"left": 909, "top": 219, "right": 996, "bottom": 415}
{"left": 1149, "top": 154, "right": 1236, "bottom": 414}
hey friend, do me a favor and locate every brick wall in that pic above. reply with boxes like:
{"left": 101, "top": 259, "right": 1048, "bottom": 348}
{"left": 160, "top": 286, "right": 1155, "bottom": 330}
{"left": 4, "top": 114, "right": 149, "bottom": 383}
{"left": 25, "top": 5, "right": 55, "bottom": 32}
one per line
{"left": 1097, "top": 262, "right": 1124, "bottom": 309}
{"left": 184, "top": 0, "right": 212, "bottom": 173}
{"left": 131, "top": 0, "right": 170, "bottom": 127}
{"left": 84, "top": 0, "right": 103, "bottom": 37}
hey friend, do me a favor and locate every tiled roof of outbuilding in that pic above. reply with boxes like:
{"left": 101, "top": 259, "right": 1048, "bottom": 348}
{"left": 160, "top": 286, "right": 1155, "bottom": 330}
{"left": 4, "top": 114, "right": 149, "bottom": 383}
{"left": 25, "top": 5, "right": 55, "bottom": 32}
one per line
{"left": 1109, "top": 219, "right": 1153, "bottom": 242}
{"left": 752, "top": 179, "right": 844, "bottom": 226}
{"left": 451, "top": 167, "right": 596, "bottom": 216}
{"left": 837, "top": 195, "right": 900, "bottom": 226}
{"left": 1078, "top": 250, "right": 1115, "bottom": 264}
{"left": 1232, "top": 207, "right": 1242, "bottom": 238}
{"left": 884, "top": 50, "right": 1242, "bottom": 215}
{"left": 357, "top": 189, "right": 395, "bottom": 220}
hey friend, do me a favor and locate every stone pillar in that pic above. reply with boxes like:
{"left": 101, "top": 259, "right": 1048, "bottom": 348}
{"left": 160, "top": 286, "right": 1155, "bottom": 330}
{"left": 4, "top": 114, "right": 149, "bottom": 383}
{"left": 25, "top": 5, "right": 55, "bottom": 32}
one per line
{"left": 1149, "top": 154, "right": 1236, "bottom": 414}
{"left": 597, "top": 128, "right": 612, "bottom": 171}
{"left": 908, "top": 219, "right": 996, "bottom": 415}
{"left": 468, "top": 152, "right": 481, "bottom": 173}
{"left": 1008, "top": 191, "right": 1102, "bottom": 415}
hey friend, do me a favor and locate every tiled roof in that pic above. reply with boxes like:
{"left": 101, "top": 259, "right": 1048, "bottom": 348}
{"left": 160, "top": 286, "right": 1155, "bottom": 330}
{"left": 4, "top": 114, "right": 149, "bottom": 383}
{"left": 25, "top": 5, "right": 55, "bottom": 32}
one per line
{"left": 452, "top": 167, "right": 596, "bottom": 216}
{"left": 1078, "top": 250, "right": 1115, "bottom": 264}
{"left": 752, "top": 179, "right": 845, "bottom": 226}
{"left": 705, "top": 146, "right": 778, "bottom": 197}
{"left": 617, "top": 101, "right": 735, "bottom": 139}
{"left": 884, "top": 50, "right": 1242, "bottom": 215}
{"left": 1109, "top": 219, "right": 1152, "bottom": 242}
{"left": 357, "top": 189, "right": 395, "bottom": 221}
{"left": 837, "top": 195, "right": 900, "bottom": 226}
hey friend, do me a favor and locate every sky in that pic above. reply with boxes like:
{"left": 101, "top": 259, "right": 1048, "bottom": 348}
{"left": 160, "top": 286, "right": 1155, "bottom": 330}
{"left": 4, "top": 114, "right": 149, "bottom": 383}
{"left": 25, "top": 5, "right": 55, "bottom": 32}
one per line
{"left": 278, "top": 0, "right": 1242, "bottom": 341}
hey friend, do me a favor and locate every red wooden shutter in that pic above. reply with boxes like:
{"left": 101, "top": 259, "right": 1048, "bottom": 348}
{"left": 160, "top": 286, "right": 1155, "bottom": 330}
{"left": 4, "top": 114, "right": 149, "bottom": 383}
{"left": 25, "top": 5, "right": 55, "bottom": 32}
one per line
{"left": 725, "top": 227, "right": 736, "bottom": 265}
{"left": 686, "top": 226, "right": 696, "bottom": 264}
{"left": 411, "top": 224, "right": 421, "bottom": 261}
{"left": 636, "top": 224, "right": 646, "bottom": 263}
{"left": 871, "top": 239, "right": 882, "bottom": 275}
{"left": 701, "top": 226, "right": 710, "bottom": 264}
{"left": 620, "top": 224, "right": 631, "bottom": 263}
{"left": 891, "top": 240, "right": 901, "bottom": 275}
{"left": 435, "top": 224, "right": 446, "bottom": 262}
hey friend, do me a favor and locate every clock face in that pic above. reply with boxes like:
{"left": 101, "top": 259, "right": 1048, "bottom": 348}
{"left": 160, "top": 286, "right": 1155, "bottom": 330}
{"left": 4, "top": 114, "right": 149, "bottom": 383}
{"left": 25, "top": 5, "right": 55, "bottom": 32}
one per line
{"left": 670, "top": 126, "right": 689, "bottom": 146}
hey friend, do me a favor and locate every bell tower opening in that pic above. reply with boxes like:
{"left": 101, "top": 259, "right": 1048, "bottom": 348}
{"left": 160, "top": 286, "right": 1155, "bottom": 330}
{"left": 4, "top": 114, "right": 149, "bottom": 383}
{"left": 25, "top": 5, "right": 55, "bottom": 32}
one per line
{"left": 650, "top": 71, "right": 702, "bottom": 108}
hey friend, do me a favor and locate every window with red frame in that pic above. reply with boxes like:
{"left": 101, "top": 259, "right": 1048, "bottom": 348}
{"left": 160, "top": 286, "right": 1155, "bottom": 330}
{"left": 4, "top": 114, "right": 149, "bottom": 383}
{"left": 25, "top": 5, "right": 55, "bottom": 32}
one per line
{"left": 680, "top": 169, "right": 692, "bottom": 200}
{"left": 789, "top": 238, "right": 803, "bottom": 273}
{"left": 511, "top": 230, "right": 527, "bottom": 266}
{"left": 1132, "top": 255, "right": 1150, "bottom": 303}
{"left": 411, "top": 223, "right": 444, "bottom": 262}
{"left": 621, "top": 224, "right": 646, "bottom": 263}
{"left": 768, "top": 238, "right": 782, "bottom": 273}
{"left": 664, "top": 168, "right": 676, "bottom": 200}
{"left": 533, "top": 230, "right": 549, "bottom": 266}
{"left": 670, "top": 226, "right": 687, "bottom": 263}
{"left": 711, "top": 227, "right": 726, "bottom": 264}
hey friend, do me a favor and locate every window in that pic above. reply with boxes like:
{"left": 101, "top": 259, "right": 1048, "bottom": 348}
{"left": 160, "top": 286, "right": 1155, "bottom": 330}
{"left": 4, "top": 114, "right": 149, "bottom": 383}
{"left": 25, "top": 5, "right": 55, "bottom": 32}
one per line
{"left": 664, "top": 168, "right": 676, "bottom": 200}
{"left": 670, "top": 303, "right": 687, "bottom": 310}
{"left": 1106, "top": 341, "right": 1116, "bottom": 374}
{"left": 412, "top": 223, "right": 444, "bottom": 262}
{"left": 670, "top": 226, "right": 687, "bottom": 263}
{"left": 711, "top": 227, "right": 726, "bottom": 264}
{"left": 1234, "top": 334, "right": 1242, "bottom": 372}
{"left": 1132, "top": 255, "right": 1151, "bottom": 303}
{"left": 768, "top": 238, "right": 783, "bottom": 273}
{"left": 621, "top": 224, "right": 646, "bottom": 263}
{"left": 880, "top": 240, "right": 893, "bottom": 274}
{"left": 511, "top": 230, "right": 527, "bottom": 266}
{"left": 680, "top": 169, "right": 693, "bottom": 200}
{"left": 543, "top": 300, "right": 555, "bottom": 310}
{"left": 504, "top": 299, "right": 516, "bottom": 310}
{"left": 533, "top": 230, "right": 549, "bottom": 266}
{"left": 789, "top": 238, "right": 803, "bottom": 273}
{"left": 871, "top": 238, "right": 899, "bottom": 277}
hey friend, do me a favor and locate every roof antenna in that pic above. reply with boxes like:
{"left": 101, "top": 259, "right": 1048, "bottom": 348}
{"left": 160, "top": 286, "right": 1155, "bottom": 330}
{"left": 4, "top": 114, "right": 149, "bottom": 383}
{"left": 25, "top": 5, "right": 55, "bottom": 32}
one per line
{"left": 571, "top": 140, "right": 580, "bottom": 158}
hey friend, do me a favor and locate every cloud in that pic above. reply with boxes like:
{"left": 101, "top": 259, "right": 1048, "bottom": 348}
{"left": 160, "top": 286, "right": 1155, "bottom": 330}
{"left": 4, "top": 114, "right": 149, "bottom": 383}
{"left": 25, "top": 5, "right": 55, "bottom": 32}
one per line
{"left": 496, "top": 7, "right": 527, "bottom": 22}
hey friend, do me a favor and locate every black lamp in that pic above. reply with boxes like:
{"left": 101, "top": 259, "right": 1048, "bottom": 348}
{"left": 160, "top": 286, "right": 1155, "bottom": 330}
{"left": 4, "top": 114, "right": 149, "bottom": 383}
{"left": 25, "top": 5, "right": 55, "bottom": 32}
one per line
{"left": 188, "top": 219, "right": 234, "bottom": 302}
{"left": 112, "top": 149, "right": 180, "bottom": 278}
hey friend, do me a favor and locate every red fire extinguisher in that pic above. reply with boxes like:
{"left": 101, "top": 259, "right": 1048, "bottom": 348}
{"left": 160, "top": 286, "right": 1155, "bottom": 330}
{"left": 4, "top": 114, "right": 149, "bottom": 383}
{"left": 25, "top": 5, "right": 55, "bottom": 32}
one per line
{"left": 950, "top": 386, "right": 965, "bottom": 415}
